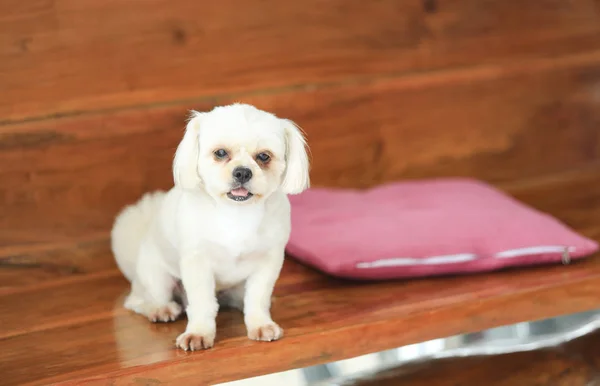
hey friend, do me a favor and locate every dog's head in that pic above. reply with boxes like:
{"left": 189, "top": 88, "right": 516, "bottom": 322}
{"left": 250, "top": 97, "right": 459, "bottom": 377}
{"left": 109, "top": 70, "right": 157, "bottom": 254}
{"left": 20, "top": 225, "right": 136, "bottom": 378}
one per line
{"left": 172, "top": 103, "right": 310, "bottom": 203}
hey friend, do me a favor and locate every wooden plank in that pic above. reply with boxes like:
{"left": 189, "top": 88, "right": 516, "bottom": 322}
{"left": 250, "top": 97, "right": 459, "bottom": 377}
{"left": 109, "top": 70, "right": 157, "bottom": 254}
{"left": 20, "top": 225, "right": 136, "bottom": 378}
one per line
{"left": 340, "top": 330, "right": 600, "bottom": 386}
{"left": 2, "top": 53, "right": 600, "bottom": 247}
{"left": 2, "top": 257, "right": 598, "bottom": 385}
{"left": 0, "top": 274, "right": 128, "bottom": 340}
{"left": 0, "top": 237, "right": 117, "bottom": 291}
{"left": 3, "top": 164, "right": 600, "bottom": 295}
{"left": 506, "top": 168, "right": 600, "bottom": 241}
{"left": 0, "top": 261, "right": 329, "bottom": 339}
{"left": 1, "top": 169, "right": 600, "bottom": 385}
{"left": 2, "top": 0, "right": 600, "bottom": 122}
{"left": 1, "top": 166, "right": 595, "bottom": 295}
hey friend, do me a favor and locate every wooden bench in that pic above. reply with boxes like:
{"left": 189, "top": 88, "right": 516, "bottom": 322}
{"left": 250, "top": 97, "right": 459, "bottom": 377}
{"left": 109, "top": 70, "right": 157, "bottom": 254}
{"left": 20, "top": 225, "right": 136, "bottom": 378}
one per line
{"left": 2, "top": 1, "right": 600, "bottom": 384}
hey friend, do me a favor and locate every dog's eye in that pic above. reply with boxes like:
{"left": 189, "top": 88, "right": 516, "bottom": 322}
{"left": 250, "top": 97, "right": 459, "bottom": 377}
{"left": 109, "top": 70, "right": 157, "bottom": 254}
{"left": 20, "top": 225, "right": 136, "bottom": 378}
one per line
{"left": 214, "top": 149, "right": 228, "bottom": 159}
{"left": 256, "top": 152, "right": 271, "bottom": 163}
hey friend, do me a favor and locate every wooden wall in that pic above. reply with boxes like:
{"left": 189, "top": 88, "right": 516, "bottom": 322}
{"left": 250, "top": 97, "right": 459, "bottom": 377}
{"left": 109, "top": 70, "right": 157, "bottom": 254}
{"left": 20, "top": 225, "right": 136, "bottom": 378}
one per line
{"left": 2, "top": 0, "right": 600, "bottom": 248}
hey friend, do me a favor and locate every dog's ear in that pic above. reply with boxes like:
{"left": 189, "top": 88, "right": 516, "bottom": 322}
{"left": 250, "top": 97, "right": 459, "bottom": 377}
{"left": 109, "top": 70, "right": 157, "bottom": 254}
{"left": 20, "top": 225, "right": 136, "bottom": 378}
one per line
{"left": 280, "top": 119, "right": 310, "bottom": 194}
{"left": 173, "top": 111, "right": 204, "bottom": 190}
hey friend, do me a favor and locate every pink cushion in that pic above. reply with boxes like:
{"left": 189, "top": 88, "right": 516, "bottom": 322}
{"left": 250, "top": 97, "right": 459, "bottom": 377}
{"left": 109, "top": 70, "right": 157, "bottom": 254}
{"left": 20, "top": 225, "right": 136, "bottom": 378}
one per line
{"left": 286, "top": 178, "right": 598, "bottom": 280}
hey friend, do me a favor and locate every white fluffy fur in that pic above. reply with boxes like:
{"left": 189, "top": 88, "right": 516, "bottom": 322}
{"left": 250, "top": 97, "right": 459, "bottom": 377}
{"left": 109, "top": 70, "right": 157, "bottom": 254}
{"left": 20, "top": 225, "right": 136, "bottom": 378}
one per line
{"left": 111, "top": 104, "right": 310, "bottom": 351}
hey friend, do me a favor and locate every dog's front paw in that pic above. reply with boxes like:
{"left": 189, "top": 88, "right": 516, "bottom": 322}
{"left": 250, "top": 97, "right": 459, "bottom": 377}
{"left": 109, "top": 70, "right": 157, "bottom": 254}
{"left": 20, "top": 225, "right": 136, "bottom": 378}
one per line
{"left": 247, "top": 322, "right": 284, "bottom": 342}
{"left": 147, "top": 301, "right": 183, "bottom": 323}
{"left": 176, "top": 330, "right": 216, "bottom": 351}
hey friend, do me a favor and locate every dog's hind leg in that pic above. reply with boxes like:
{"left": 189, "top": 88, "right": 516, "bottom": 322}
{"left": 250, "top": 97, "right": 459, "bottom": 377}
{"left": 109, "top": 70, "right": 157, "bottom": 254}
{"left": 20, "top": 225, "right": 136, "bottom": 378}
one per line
{"left": 124, "top": 280, "right": 182, "bottom": 323}
{"left": 124, "top": 241, "right": 182, "bottom": 323}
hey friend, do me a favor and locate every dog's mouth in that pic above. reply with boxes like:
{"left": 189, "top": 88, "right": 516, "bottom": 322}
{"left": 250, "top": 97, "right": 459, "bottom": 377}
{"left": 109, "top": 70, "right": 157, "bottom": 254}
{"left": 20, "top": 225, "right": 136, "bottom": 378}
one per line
{"left": 227, "top": 187, "right": 254, "bottom": 202}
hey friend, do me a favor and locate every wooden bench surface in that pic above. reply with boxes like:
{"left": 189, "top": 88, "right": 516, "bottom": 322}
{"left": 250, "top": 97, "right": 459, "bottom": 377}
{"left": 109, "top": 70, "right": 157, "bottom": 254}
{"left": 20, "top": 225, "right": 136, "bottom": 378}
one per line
{"left": 1, "top": 168, "right": 599, "bottom": 385}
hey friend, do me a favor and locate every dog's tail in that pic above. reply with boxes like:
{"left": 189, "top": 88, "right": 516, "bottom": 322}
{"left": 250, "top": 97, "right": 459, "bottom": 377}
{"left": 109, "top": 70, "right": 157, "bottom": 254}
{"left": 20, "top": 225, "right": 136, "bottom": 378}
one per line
{"left": 110, "top": 191, "right": 166, "bottom": 282}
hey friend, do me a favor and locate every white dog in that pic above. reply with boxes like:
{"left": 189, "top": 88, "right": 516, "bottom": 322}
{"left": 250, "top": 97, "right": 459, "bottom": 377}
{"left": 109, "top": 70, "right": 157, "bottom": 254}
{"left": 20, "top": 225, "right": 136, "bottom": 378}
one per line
{"left": 110, "top": 103, "right": 310, "bottom": 351}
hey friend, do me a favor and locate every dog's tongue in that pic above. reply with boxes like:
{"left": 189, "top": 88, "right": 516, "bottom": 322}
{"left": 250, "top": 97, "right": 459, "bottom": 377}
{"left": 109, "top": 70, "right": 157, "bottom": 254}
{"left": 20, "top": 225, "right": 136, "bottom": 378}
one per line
{"left": 230, "top": 188, "right": 249, "bottom": 197}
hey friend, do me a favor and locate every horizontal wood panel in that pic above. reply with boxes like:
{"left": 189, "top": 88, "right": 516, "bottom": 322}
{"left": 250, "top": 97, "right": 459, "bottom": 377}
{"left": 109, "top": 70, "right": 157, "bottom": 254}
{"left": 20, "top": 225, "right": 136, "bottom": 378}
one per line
{"left": 3, "top": 164, "right": 600, "bottom": 293}
{"left": 2, "top": 258, "right": 599, "bottom": 385}
{"left": 0, "top": 238, "right": 319, "bottom": 293}
{"left": 2, "top": 54, "right": 600, "bottom": 246}
{"left": 0, "top": 275, "right": 128, "bottom": 339}
{"left": 2, "top": 0, "right": 600, "bottom": 121}
{"left": 0, "top": 238, "right": 117, "bottom": 291}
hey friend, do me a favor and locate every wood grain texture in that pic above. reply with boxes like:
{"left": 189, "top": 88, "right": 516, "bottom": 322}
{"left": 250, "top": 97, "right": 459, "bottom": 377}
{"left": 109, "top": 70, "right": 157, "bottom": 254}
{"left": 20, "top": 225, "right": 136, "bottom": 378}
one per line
{"left": 2, "top": 53, "right": 600, "bottom": 247}
{"left": 1, "top": 170, "right": 599, "bottom": 385}
{"left": 340, "top": 330, "right": 600, "bottom": 386}
{"left": 0, "top": 237, "right": 117, "bottom": 291}
{"left": 2, "top": 0, "right": 600, "bottom": 122}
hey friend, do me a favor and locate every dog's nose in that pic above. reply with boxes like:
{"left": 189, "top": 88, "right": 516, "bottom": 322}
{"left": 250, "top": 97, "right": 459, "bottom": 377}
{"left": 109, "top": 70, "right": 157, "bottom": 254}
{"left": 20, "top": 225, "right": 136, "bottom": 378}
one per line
{"left": 232, "top": 167, "right": 253, "bottom": 184}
